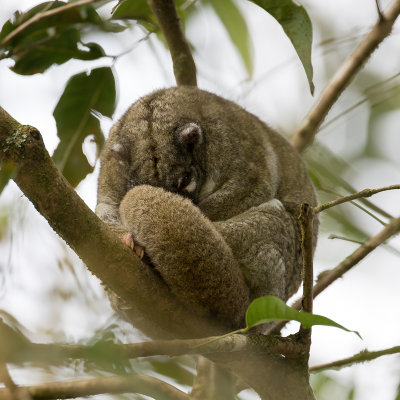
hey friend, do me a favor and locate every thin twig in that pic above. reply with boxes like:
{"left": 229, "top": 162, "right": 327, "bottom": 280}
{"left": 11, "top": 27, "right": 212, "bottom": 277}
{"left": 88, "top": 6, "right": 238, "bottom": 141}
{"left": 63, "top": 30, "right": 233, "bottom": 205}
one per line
{"left": 297, "top": 204, "right": 315, "bottom": 352}
{"left": 0, "top": 375, "right": 188, "bottom": 400}
{"left": 329, "top": 234, "right": 400, "bottom": 257}
{"left": 299, "top": 204, "right": 315, "bottom": 315}
{"left": 291, "top": 0, "right": 400, "bottom": 152}
{"left": 146, "top": 0, "right": 197, "bottom": 86}
{"left": 314, "top": 184, "right": 400, "bottom": 213}
{"left": 110, "top": 32, "right": 152, "bottom": 62}
{"left": 349, "top": 200, "right": 387, "bottom": 226}
{"left": 310, "top": 345, "right": 400, "bottom": 372}
{"left": 328, "top": 234, "right": 364, "bottom": 245}
{"left": 318, "top": 184, "right": 391, "bottom": 225}
{"left": 318, "top": 97, "right": 368, "bottom": 132}
{"left": 319, "top": 183, "right": 394, "bottom": 220}
{"left": 0, "top": 0, "right": 100, "bottom": 47}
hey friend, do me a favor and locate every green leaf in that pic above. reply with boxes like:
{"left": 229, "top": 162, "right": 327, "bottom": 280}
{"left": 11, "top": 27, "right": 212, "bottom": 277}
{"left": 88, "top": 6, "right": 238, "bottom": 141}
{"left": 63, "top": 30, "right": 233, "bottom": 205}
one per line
{"left": 245, "top": 296, "right": 361, "bottom": 338}
{"left": 112, "top": 0, "right": 157, "bottom": 31}
{"left": 248, "top": 0, "right": 314, "bottom": 94}
{"left": 12, "top": 33, "right": 105, "bottom": 75}
{"left": 84, "top": 3, "right": 126, "bottom": 33}
{"left": 0, "top": 19, "right": 14, "bottom": 43}
{"left": 1, "top": 1, "right": 124, "bottom": 39}
{"left": 0, "top": 1, "right": 122, "bottom": 74}
{"left": 208, "top": 0, "right": 253, "bottom": 76}
{"left": 52, "top": 67, "right": 116, "bottom": 186}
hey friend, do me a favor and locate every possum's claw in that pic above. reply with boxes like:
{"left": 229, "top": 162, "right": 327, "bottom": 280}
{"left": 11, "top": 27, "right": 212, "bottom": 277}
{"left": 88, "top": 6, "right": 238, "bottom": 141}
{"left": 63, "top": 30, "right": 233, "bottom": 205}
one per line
{"left": 121, "top": 232, "right": 145, "bottom": 259}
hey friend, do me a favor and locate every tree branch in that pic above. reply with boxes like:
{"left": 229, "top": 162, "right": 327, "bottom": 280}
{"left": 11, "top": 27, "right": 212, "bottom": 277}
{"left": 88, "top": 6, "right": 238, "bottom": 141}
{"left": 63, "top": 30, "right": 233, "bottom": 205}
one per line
{"left": 314, "top": 184, "right": 400, "bottom": 213}
{"left": 310, "top": 345, "right": 400, "bottom": 373}
{"left": 1, "top": 315, "right": 316, "bottom": 400}
{"left": 297, "top": 204, "right": 315, "bottom": 354}
{"left": 146, "top": 0, "right": 197, "bottom": 86}
{"left": 291, "top": 0, "right": 400, "bottom": 152}
{"left": 0, "top": 375, "right": 188, "bottom": 400}
{"left": 299, "top": 204, "right": 315, "bottom": 314}
{"left": 0, "top": 322, "right": 305, "bottom": 364}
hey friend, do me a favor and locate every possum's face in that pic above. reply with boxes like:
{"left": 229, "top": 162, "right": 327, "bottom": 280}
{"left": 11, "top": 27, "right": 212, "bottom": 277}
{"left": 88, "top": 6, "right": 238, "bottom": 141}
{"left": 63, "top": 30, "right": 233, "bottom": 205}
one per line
{"left": 126, "top": 120, "right": 207, "bottom": 202}
{"left": 107, "top": 88, "right": 233, "bottom": 204}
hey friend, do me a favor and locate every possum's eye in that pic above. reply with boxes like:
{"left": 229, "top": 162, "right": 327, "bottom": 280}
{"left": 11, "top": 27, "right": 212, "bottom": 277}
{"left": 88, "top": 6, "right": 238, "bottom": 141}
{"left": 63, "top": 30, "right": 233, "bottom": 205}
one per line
{"left": 178, "top": 172, "right": 196, "bottom": 193}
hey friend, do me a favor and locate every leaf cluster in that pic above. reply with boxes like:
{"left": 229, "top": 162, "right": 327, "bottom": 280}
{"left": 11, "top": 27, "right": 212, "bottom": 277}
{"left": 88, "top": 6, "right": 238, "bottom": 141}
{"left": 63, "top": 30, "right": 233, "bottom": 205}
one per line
{"left": 0, "top": 1, "right": 122, "bottom": 75}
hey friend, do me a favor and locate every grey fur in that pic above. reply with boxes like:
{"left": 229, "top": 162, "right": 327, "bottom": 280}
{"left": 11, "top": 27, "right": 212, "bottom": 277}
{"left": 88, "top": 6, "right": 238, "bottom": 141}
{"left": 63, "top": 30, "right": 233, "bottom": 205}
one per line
{"left": 96, "top": 87, "right": 318, "bottom": 330}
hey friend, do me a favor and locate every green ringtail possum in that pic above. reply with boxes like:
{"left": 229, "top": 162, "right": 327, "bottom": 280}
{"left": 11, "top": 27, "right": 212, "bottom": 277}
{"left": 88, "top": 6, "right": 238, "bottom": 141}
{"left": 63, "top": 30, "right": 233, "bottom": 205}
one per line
{"left": 96, "top": 86, "right": 318, "bottom": 331}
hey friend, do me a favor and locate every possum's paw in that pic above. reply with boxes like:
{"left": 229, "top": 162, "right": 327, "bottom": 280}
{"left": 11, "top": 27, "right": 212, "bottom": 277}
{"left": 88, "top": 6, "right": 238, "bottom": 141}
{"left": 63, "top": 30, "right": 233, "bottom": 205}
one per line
{"left": 121, "top": 232, "right": 145, "bottom": 259}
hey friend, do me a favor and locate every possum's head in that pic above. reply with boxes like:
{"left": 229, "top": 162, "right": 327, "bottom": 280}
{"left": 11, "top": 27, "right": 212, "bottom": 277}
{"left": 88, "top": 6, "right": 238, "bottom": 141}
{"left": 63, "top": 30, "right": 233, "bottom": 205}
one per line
{"left": 103, "top": 86, "right": 273, "bottom": 219}
{"left": 107, "top": 88, "right": 220, "bottom": 203}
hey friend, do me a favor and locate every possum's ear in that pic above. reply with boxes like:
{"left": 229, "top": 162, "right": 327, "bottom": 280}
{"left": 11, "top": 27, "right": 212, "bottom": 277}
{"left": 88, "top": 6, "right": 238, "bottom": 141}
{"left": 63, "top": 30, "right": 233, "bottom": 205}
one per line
{"left": 175, "top": 122, "right": 203, "bottom": 150}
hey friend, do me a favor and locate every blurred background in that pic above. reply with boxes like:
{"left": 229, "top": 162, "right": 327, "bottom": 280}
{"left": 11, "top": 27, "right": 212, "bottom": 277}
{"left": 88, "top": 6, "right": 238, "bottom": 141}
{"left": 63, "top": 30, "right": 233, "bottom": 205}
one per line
{"left": 0, "top": 0, "right": 400, "bottom": 398}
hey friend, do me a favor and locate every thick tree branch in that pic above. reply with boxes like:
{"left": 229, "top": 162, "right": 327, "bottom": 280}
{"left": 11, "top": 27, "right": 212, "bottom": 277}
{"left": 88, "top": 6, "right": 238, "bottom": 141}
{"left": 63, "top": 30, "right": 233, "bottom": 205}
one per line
{"left": 1, "top": 317, "right": 315, "bottom": 400}
{"left": 291, "top": 0, "right": 400, "bottom": 152}
{"left": 0, "top": 375, "right": 188, "bottom": 400}
{"left": 310, "top": 345, "right": 400, "bottom": 373}
{"left": 0, "top": 321, "right": 304, "bottom": 364}
{"left": 146, "top": 0, "right": 197, "bottom": 86}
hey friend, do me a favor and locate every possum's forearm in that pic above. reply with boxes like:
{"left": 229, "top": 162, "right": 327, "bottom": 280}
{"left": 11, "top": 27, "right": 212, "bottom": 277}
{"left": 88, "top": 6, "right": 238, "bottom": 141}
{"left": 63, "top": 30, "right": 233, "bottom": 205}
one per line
{"left": 119, "top": 185, "right": 250, "bottom": 328}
